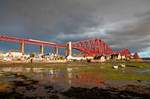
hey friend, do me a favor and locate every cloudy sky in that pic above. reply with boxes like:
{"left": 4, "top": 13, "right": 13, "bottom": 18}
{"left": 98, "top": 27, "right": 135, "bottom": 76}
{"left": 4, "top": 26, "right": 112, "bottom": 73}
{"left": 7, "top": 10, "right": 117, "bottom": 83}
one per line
{"left": 0, "top": 0, "right": 150, "bottom": 57}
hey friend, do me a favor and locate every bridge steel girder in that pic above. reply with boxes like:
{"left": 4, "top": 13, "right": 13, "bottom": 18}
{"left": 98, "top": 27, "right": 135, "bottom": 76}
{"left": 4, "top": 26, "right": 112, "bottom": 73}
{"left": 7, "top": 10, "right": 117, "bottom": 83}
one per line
{"left": 72, "top": 38, "right": 114, "bottom": 56}
{"left": 0, "top": 35, "right": 131, "bottom": 56}
{"left": 71, "top": 38, "right": 130, "bottom": 56}
{"left": 0, "top": 35, "right": 65, "bottom": 48}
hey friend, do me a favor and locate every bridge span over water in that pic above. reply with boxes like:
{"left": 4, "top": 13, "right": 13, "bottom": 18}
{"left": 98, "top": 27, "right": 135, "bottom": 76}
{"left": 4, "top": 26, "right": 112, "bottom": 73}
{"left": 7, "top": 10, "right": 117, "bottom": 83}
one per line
{"left": 0, "top": 35, "right": 130, "bottom": 56}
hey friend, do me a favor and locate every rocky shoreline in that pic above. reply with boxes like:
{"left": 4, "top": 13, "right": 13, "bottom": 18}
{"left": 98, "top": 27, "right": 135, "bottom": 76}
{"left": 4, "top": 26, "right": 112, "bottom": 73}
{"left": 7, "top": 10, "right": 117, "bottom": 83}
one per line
{"left": 62, "top": 85, "right": 150, "bottom": 99}
{"left": 0, "top": 85, "right": 150, "bottom": 99}
{"left": 0, "top": 79, "right": 150, "bottom": 99}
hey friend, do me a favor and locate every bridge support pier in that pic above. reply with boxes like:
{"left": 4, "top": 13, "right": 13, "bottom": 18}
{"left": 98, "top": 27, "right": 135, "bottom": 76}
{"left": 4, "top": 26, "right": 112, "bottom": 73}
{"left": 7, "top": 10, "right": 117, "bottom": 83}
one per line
{"left": 66, "top": 41, "right": 72, "bottom": 58}
{"left": 54, "top": 47, "right": 59, "bottom": 55}
{"left": 19, "top": 41, "right": 25, "bottom": 54}
{"left": 39, "top": 45, "right": 44, "bottom": 55}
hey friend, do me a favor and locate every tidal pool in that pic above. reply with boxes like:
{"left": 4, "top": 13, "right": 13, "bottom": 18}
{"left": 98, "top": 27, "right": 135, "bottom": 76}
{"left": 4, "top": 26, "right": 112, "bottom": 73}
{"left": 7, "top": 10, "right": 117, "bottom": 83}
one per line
{"left": 0, "top": 65, "right": 150, "bottom": 99}
{"left": 0, "top": 67, "right": 104, "bottom": 88}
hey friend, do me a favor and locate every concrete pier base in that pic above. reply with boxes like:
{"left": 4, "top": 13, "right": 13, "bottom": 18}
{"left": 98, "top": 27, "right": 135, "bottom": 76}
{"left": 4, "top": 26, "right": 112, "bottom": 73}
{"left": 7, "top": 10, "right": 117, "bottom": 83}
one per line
{"left": 19, "top": 41, "right": 25, "bottom": 54}
{"left": 66, "top": 41, "right": 72, "bottom": 59}
{"left": 54, "top": 47, "right": 59, "bottom": 55}
{"left": 39, "top": 45, "right": 44, "bottom": 55}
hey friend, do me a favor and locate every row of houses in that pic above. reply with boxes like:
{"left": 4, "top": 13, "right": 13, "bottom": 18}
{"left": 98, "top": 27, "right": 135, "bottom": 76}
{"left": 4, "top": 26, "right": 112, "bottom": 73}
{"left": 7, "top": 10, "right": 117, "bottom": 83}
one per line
{"left": 0, "top": 51, "right": 64, "bottom": 62}
{"left": 0, "top": 51, "right": 141, "bottom": 62}
{"left": 90, "top": 53, "right": 142, "bottom": 62}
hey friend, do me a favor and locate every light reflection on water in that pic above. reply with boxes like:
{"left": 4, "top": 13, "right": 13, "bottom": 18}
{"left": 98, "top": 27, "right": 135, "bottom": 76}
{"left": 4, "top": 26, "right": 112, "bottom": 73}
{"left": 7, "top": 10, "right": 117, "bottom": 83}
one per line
{"left": 137, "top": 69, "right": 150, "bottom": 74}
{"left": 0, "top": 67, "right": 104, "bottom": 88}
{"left": 0, "top": 66, "right": 150, "bottom": 99}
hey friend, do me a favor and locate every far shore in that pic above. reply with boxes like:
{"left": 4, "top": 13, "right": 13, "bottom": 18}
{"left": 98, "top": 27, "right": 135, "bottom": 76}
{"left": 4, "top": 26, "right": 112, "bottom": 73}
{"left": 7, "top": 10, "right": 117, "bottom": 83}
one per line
{"left": 0, "top": 61, "right": 150, "bottom": 69}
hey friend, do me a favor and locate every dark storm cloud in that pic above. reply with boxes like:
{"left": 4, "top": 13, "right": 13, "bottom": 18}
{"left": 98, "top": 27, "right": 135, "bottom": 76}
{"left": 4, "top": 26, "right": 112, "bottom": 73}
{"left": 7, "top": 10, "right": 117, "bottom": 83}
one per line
{"left": 0, "top": 0, "right": 101, "bottom": 34}
{"left": 0, "top": 0, "right": 150, "bottom": 55}
{"left": 106, "top": 14, "right": 150, "bottom": 50}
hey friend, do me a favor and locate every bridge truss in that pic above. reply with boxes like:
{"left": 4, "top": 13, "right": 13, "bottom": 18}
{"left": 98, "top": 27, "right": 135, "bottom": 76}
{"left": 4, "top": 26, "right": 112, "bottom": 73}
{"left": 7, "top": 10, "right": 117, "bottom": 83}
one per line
{"left": 0, "top": 35, "right": 130, "bottom": 56}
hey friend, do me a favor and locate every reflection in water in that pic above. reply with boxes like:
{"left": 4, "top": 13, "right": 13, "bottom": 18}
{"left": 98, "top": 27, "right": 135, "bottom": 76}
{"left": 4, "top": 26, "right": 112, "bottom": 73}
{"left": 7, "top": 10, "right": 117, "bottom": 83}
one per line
{"left": 0, "top": 67, "right": 104, "bottom": 88}
{"left": 67, "top": 68, "right": 73, "bottom": 85}
{"left": 137, "top": 69, "right": 150, "bottom": 74}
{"left": 71, "top": 72, "right": 104, "bottom": 87}
{"left": 0, "top": 66, "right": 150, "bottom": 99}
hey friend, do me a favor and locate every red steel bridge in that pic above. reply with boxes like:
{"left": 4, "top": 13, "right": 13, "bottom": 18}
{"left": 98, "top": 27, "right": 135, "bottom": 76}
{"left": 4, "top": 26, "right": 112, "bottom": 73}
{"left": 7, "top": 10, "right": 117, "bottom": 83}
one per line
{"left": 0, "top": 35, "right": 130, "bottom": 56}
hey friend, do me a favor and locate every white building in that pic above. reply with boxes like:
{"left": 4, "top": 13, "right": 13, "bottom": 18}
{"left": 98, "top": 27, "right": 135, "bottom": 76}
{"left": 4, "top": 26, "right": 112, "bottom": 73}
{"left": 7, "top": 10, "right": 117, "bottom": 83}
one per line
{"left": 6, "top": 52, "right": 23, "bottom": 58}
{"left": 67, "top": 56, "right": 86, "bottom": 60}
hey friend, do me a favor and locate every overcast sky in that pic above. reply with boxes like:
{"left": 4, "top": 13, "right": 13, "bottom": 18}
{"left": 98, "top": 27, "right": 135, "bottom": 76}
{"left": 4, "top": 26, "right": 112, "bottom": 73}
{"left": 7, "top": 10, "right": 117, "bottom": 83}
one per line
{"left": 0, "top": 0, "right": 150, "bottom": 57}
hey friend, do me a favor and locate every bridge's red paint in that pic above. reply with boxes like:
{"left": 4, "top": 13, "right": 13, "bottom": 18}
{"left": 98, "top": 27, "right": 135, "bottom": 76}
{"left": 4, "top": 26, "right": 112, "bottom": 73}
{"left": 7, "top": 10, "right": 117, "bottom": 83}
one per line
{"left": 0, "top": 35, "right": 130, "bottom": 56}
{"left": 114, "top": 49, "right": 131, "bottom": 56}
{"left": 72, "top": 38, "right": 130, "bottom": 56}
{"left": 0, "top": 35, "right": 65, "bottom": 48}
{"left": 72, "top": 38, "right": 113, "bottom": 56}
